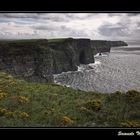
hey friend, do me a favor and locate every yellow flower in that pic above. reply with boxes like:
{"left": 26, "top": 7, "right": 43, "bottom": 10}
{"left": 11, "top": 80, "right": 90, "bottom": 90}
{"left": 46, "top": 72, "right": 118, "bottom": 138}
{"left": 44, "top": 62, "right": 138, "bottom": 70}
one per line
{"left": 20, "top": 112, "right": 30, "bottom": 120}
{"left": 5, "top": 111, "right": 14, "bottom": 118}
{"left": 61, "top": 116, "right": 74, "bottom": 125}
{"left": 85, "top": 99, "right": 102, "bottom": 111}
{"left": 0, "top": 108, "right": 8, "bottom": 115}
{"left": 0, "top": 92, "right": 7, "bottom": 100}
{"left": 43, "top": 108, "right": 55, "bottom": 115}
{"left": 80, "top": 107, "right": 90, "bottom": 113}
{"left": 17, "top": 96, "right": 29, "bottom": 104}
{"left": 120, "top": 120, "right": 140, "bottom": 127}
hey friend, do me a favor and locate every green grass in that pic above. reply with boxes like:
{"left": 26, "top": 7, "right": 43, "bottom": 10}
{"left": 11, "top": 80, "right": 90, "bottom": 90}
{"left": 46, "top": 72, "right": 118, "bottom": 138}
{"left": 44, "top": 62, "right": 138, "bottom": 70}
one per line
{"left": 0, "top": 39, "right": 49, "bottom": 48}
{"left": 0, "top": 39, "right": 45, "bottom": 43}
{"left": 48, "top": 38, "right": 72, "bottom": 43}
{"left": 0, "top": 72, "right": 140, "bottom": 127}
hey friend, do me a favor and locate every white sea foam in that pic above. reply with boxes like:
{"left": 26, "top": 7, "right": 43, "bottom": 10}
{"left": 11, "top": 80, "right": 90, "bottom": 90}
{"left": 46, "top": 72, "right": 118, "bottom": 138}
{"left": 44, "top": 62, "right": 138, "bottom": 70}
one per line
{"left": 94, "top": 53, "right": 100, "bottom": 57}
{"left": 77, "top": 65, "right": 85, "bottom": 71}
{"left": 94, "top": 52, "right": 109, "bottom": 58}
{"left": 88, "top": 61, "right": 101, "bottom": 67}
{"left": 77, "top": 60, "right": 101, "bottom": 72}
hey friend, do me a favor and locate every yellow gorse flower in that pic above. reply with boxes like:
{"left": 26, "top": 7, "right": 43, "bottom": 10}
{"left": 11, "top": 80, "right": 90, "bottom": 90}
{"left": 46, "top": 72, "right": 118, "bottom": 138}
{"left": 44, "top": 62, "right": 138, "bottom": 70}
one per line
{"left": 17, "top": 96, "right": 29, "bottom": 104}
{"left": 62, "top": 116, "right": 74, "bottom": 124}
{"left": 85, "top": 99, "right": 102, "bottom": 111}
{"left": 0, "top": 108, "right": 8, "bottom": 115}
{"left": 5, "top": 111, "right": 14, "bottom": 118}
{"left": 120, "top": 120, "right": 140, "bottom": 127}
{"left": 80, "top": 107, "right": 90, "bottom": 112}
{"left": 0, "top": 108, "right": 14, "bottom": 118}
{"left": 20, "top": 112, "right": 30, "bottom": 120}
{"left": 0, "top": 92, "right": 7, "bottom": 100}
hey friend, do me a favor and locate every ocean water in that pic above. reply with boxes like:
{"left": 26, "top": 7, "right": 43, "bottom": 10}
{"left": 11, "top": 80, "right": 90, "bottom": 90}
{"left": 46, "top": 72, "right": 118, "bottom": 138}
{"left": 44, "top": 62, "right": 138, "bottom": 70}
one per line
{"left": 53, "top": 45, "right": 140, "bottom": 93}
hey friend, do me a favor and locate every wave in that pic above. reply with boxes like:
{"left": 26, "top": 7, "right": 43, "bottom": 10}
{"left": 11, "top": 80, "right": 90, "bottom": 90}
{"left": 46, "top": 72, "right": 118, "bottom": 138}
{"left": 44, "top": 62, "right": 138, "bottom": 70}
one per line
{"left": 77, "top": 61, "right": 101, "bottom": 72}
{"left": 94, "top": 52, "right": 109, "bottom": 58}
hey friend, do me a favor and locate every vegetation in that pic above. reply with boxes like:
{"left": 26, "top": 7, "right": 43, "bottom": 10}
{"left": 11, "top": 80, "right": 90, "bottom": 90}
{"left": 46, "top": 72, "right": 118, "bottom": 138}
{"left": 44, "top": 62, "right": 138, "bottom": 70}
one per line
{"left": 48, "top": 38, "right": 72, "bottom": 43}
{"left": 0, "top": 72, "right": 140, "bottom": 127}
{"left": 0, "top": 39, "right": 46, "bottom": 44}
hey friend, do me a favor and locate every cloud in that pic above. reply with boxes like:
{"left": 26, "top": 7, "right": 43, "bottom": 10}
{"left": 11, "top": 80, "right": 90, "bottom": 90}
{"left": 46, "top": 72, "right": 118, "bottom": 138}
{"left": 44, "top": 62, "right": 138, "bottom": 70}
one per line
{"left": 0, "top": 13, "right": 140, "bottom": 41}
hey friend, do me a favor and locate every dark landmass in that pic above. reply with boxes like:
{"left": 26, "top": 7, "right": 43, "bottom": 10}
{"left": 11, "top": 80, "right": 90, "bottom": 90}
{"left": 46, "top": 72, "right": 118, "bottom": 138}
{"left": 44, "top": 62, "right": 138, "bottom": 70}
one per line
{"left": 0, "top": 38, "right": 128, "bottom": 82}
{"left": 91, "top": 40, "right": 128, "bottom": 55}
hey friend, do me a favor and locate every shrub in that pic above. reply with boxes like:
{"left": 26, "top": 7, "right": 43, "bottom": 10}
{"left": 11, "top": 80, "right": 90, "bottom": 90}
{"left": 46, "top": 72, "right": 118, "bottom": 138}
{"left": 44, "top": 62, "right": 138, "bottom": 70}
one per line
{"left": 43, "top": 108, "right": 55, "bottom": 116}
{"left": 20, "top": 112, "right": 30, "bottom": 120}
{"left": 0, "top": 108, "right": 8, "bottom": 116}
{"left": 120, "top": 120, "right": 140, "bottom": 127}
{"left": 11, "top": 96, "right": 29, "bottom": 104}
{"left": 5, "top": 111, "right": 14, "bottom": 118}
{"left": 85, "top": 99, "right": 102, "bottom": 111}
{"left": 126, "top": 90, "right": 139, "bottom": 97}
{"left": 79, "top": 107, "right": 90, "bottom": 113}
{"left": 0, "top": 92, "right": 7, "bottom": 100}
{"left": 114, "top": 91, "right": 122, "bottom": 95}
{"left": 61, "top": 116, "right": 74, "bottom": 125}
{"left": 125, "top": 90, "right": 140, "bottom": 103}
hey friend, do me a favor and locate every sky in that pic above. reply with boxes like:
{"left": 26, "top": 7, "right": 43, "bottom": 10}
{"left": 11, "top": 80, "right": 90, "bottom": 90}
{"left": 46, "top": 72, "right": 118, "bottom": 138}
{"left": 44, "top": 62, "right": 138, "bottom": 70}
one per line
{"left": 0, "top": 13, "right": 140, "bottom": 42}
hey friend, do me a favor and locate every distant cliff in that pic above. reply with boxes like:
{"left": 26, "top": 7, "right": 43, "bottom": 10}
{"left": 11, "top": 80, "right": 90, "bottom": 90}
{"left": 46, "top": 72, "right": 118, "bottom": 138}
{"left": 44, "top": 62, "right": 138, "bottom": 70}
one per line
{"left": 91, "top": 40, "right": 128, "bottom": 55}
{"left": 107, "top": 40, "right": 128, "bottom": 47}
{"left": 91, "top": 40, "right": 111, "bottom": 55}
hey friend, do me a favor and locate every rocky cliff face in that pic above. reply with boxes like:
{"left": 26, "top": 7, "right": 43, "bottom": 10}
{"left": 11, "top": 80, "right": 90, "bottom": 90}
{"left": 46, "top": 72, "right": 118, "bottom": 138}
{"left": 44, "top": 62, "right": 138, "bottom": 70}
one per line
{"left": 48, "top": 38, "right": 94, "bottom": 74}
{"left": 0, "top": 38, "right": 94, "bottom": 82}
{"left": 91, "top": 40, "right": 111, "bottom": 55}
{"left": 0, "top": 38, "right": 128, "bottom": 82}
{"left": 91, "top": 40, "right": 128, "bottom": 55}
{"left": 0, "top": 39, "right": 54, "bottom": 82}
{"left": 108, "top": 41, "right": 128, "bottom": 47}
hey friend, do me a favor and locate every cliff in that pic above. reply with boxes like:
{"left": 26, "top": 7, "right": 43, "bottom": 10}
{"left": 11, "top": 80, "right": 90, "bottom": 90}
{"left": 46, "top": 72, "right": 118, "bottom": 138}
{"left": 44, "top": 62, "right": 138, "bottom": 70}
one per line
{"left": 0, "top": 38, "right": 94, "bottom": 82}
{"left": 0, "top": 38, "right": 128, "bottom": 82}
{"left": 91, "top": 40, "right": 128, "bottom": 55}
{"left": 108, "top": 40, "right": 128, "bottom": 47}
{"left": 91, "top": 40, "right": 111, "bottom": 55}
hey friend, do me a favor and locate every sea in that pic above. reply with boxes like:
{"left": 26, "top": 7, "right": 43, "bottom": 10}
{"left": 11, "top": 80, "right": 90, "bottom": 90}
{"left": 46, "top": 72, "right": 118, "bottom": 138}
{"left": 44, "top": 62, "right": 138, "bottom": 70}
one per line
{"left": 53, "top": 44, "right": 140, "bottom": 93}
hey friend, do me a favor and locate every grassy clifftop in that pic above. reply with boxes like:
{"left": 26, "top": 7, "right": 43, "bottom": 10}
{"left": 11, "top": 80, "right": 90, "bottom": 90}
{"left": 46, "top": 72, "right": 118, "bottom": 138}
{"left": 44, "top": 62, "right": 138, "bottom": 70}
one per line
{"left": 0, "top": 72, "right": 140, "bottom": 127}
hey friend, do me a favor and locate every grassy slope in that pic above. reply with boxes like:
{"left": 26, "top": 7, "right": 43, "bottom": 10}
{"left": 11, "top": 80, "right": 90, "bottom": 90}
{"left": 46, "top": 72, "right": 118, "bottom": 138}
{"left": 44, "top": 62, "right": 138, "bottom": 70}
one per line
{"left": 0, "top": 72, "right": 140, "bottom": 127}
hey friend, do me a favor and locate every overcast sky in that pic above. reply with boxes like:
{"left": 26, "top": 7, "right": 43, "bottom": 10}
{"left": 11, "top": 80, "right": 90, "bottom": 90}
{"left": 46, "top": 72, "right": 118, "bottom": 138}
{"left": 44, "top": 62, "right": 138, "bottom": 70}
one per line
{"left": 0, "top": 13, "right": 140, "bottom": 41}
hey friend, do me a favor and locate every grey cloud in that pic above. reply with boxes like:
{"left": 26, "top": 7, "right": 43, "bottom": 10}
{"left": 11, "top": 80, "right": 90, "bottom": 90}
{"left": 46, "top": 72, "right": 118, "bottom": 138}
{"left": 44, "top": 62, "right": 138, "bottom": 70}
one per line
{"left": 0, "top": 13, "right": 101, "bottom": 22}
{"left": 0, "top": 13, "right": 70, "bottom": 22}
{"left": 1, "top": 13, "right": 140, "bottom": 40}
{"left": 126, "top": 13, "right": 140, "bottom": 16}
{"left": 32, "top": 25, "right": 57, "bottom": 31}
{"left": 0, "top": 13, "right": 40, "bottom": 19}
{"left": 98, "top": 23, "right": 129, "bottom": 38}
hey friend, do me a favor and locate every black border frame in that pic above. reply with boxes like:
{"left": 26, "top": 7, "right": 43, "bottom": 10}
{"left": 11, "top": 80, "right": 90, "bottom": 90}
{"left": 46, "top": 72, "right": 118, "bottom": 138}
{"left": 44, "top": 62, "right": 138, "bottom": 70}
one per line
{"left": 0, "top": 10, "right": 140, "bottom": 137}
